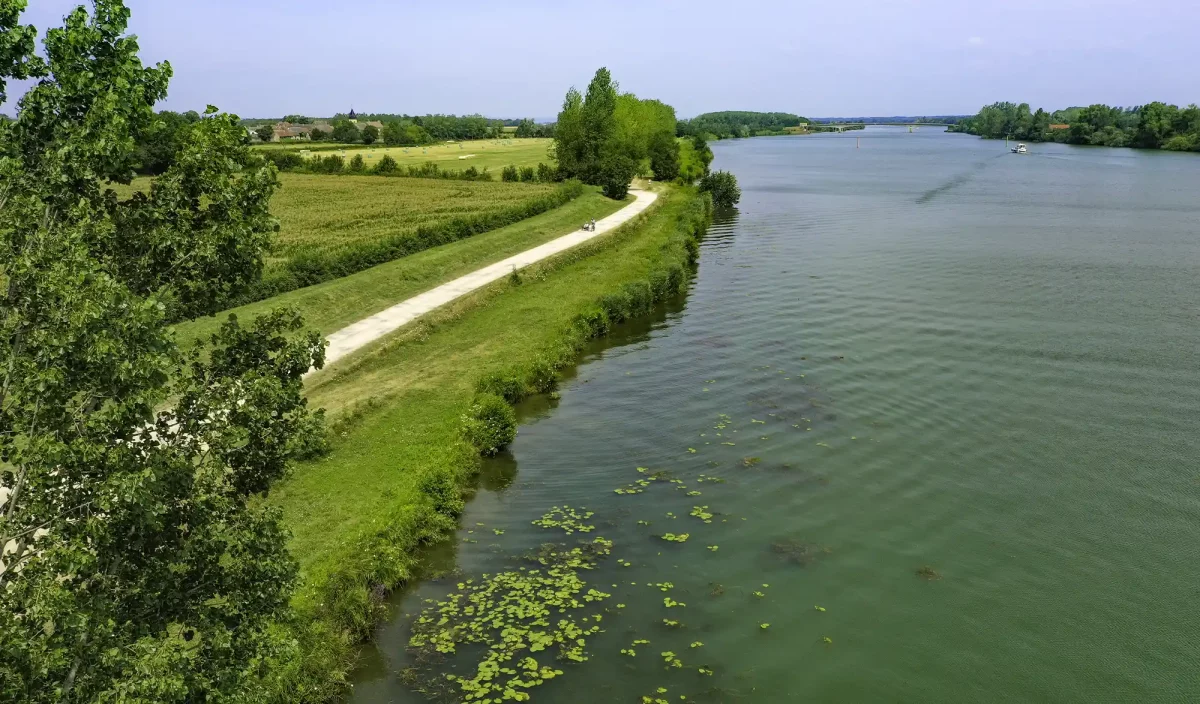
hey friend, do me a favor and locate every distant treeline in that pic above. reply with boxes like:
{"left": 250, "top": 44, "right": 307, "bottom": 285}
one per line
{"left": 951, "top": 101, "right": 1200, "bottom": 151}
{"left": 810, "top": 115, "right": 966, "bottom": 125}
{"left": 250, "top": 113, "right": 555, "bottom": 143}
{"left": 678, "top": 111, "right": 807, "bottom": 139}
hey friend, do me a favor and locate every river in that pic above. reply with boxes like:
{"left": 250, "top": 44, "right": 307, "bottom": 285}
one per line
{"left": 351, "top": 127, "right": 1200, "bottom": 702}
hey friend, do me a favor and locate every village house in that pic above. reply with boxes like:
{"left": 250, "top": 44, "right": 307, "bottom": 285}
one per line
{"left": 269, "top": 121, "right": 334, "bottom": 142}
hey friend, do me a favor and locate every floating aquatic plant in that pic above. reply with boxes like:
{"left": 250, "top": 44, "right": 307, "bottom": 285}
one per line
{"left": 660, "top": 533, "right": 690, "bottom": 543}
{"left": 770, "top": 538, "right": 828, "bottom": 566}
{"left": 916, "top": 565, "right": 942, "bottom": 581}
{"left": 531, "top": 506, "right": 596, "bottom": 534}
{"left": 690, "top": 641, "right": 704, "bottom": 648}
{"left": 707, "top": 545, "right": 719, "bottom": 552}
{"left": 405, "top": 534, "right": 614, "bottom": 702}
{"left": 741, "top": 457, "right": 760, "bottom": 467}
{"left": 689, "top": 506, "right": 713, "bottom": 523}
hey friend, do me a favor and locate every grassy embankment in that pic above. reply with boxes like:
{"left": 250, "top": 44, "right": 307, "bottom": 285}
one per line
{"left": 266, "top": 137, "right": 554, "bottom": 172}
{"left": 172, "top": 186, "right": 626, "bottom": 351}
{"left": 245, "top": 185, "right": 711, "bottom": 701}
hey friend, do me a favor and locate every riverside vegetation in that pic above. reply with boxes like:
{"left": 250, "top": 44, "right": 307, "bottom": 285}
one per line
{"left": 0, "top": 2, "right": 723, "bottom": 701}
{"left": 951, "top": 100, "right": 1200, "bottom": 151}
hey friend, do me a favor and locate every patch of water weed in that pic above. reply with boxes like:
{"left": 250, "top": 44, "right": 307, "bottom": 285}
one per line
{"left": 660, "top": 532, "right": 691, "bottom": 543}
{"left": 404, "top": 534, "right": 614, "bottom": 702}
{"left": 689, "top": 506, "right": 714, "bottom": 523}
{"left": 530, "top": 506, "right": 595, "bottom": 534}
{"left": 708, "top": 583, "right": 725, "bottom": 597}
{"left": 916, "top": 565, "right": 942, "bottom": 581}
{"left": 769, "top": 538, "right": 830, "bottom": 567}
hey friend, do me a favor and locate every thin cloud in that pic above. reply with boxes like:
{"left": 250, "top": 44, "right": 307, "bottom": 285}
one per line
{"left": 967, "top": 36, "right": 985, "bottom": 46}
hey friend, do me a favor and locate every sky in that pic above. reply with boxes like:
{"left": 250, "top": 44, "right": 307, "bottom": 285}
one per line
{"left": 5, "top": 0, "right": 1199, "bottom": 119}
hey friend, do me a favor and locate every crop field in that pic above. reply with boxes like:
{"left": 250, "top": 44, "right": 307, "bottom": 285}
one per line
{"left": 293, "top": 138, "right": 554, "bottom": 173}
{"left": 111, "top": 173, "right": 558, "bottom": 267}
{"left": 266, "top": 173, "right": 556, "bottom": 263}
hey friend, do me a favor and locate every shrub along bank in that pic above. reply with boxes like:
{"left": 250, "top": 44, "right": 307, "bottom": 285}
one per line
{"left": 253, "top": 186, "right": 712, "bottom": 701}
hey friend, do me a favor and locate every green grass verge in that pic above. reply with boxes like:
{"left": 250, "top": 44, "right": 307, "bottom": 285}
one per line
{"left": 172, "top": 187, "right": 626, "bottom": 353}
{"left": 251, "top": 185, "right": 711, "bottom": 701}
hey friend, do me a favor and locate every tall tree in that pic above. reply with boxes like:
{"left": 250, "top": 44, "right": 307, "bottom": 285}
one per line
{"left": 331, "top": 119, "right": 360, "bottom": 144}
{"left": 255, "top": 123, "right": 275, "bottom": 142}
{"left": 0, "top": 2, "right": 324, "bottom": 700}
{"left": 552, "top": 87, "right": 585, "bottom": 179}
{"left": 579, "top": 67, "right": 619, "bottom": 183}
{"left": 361, "top": 123, "right": 379, "bottom": 145}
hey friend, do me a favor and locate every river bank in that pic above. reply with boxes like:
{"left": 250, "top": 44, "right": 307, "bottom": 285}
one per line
{"left": 348, "top": 128, "right": 1200, "bottom": 703}
{"left": 252, "top": 186, "right": 712, "bottom": 701}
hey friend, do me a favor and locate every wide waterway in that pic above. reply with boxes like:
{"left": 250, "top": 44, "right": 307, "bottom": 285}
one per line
{"left": 352, "top": 127, "right": 1200, "bottom": 702}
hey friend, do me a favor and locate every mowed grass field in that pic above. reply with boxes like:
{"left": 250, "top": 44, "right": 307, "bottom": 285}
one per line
{"left": 112, "top": 173, "right": 558, "bottom": 267}
{"left": 294, "top": 137, "right": 553, "bottom": 173}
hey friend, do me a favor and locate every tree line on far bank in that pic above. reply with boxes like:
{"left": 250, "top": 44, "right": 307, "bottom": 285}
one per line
{"left": 951, "top": 101, "right": 1200, "bottom": 151}
{"left": 677, "top": 111, "right": 807, "bottom": 140}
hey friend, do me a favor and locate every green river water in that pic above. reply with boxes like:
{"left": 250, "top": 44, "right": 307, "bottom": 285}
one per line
{"left": 351, "top": 127, "right": 1200, "bottom": 702}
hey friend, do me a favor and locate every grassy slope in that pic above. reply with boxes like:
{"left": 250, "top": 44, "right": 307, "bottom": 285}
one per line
{"left": 283, "top": 186, "right": 698, "bottom": 596}
{"left": 171, "top": 188, "right": 625, "bottom": 353}
{"left": 295, "top": 138, "right": 553, "bottom": 173}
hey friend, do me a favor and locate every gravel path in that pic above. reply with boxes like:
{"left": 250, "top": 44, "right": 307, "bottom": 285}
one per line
{"left": 318, "top": 189, "right": 659, "bottom": 368}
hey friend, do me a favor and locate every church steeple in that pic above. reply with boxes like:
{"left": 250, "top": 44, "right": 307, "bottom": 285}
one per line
{"left": 348, "top": 108, "right": 358, "bottom": 122}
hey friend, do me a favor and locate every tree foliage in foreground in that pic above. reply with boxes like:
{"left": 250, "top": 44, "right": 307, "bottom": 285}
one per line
{"left": 0, "top": 1, "right": 324, "bottom": 700}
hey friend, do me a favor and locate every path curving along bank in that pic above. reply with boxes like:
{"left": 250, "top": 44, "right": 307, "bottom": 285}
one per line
{"left": 316, "top": 188, "right": 659, "bottom": 368}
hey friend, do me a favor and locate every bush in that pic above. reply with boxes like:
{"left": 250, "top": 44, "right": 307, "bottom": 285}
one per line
{"left": 599, "top": 152, "right": 637, "bottom": 200}
{"left": 461, "top": 393, "right": 517, "bottom": 456}
{"left": 699, "top": 170, "right": 741, "bottom": 208}
{"left": 262, "top": 150, "right": 304, "bottom": 171}
{"left": 477, "top": 371, "right": 525, "bottom": 404}
{"left": 501, "top": 164, "right": 519, "bottom": 182}
{"left": 349, "top": 154, "right": 365, "bottom": 172}
{"left": 537, "top": 162, "right": 555, "bottom": 182}
{"left": 315, "top": 154, "right": 344, "bottom": 173}
{"left": 519, "top": 166, "right": 536, "bottom": 182}
{"left": 419, "top": 468, "right": 465, "bottom": 517}
{"left": 374, "top": 154, "right": 398, "bottom": 174}
{"left": 289, "top": 408, "right": 330, "bottom": 460}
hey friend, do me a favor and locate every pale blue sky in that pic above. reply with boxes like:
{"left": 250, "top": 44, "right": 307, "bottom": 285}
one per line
{"left": 7, "top": 0, "right": 1199, "bottom": 119}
